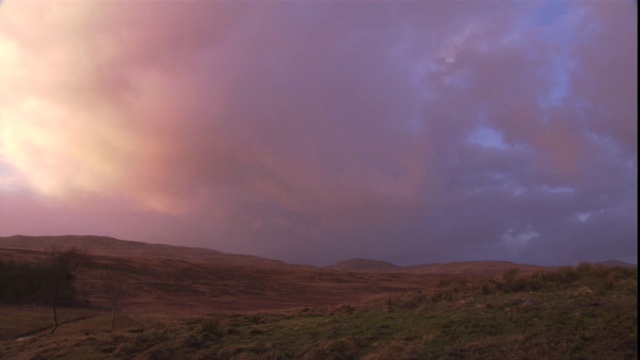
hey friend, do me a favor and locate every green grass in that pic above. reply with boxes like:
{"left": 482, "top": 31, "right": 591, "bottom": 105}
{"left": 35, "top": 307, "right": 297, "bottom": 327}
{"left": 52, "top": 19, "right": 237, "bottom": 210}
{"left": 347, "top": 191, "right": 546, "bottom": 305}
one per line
{"left": 0, "top": 264, "right": 636, "bottom": 359}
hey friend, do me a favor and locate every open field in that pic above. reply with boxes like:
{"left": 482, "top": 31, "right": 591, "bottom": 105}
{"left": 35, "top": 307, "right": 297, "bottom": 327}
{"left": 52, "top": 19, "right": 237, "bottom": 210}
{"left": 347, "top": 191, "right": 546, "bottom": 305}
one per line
{"left": 0, "top": 236, "right": 637, "bottom": 359}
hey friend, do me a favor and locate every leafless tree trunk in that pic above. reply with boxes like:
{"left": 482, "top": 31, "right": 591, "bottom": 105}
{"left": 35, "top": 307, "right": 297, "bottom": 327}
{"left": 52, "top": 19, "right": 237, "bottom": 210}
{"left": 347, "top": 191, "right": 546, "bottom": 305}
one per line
{"left": 101, "top": 263, "right": 129, "bottom": 331}
{"left": 46, "top": 246, "right": 91, "bottom": 335}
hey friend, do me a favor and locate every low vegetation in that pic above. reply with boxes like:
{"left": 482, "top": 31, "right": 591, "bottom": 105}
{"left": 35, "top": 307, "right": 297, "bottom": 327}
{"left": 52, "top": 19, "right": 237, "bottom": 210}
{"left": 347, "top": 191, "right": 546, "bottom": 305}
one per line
{"left": 0, "top": 247, "right": 89, "bottom": 307}
{"left": 0, "top": 263, "right": 636, "bottom": 359}
{"left": 0, "top": 247, "right": 91, "bottom": 335}
{"left": 0, "top": 259, "right": 54, "bottom": 304}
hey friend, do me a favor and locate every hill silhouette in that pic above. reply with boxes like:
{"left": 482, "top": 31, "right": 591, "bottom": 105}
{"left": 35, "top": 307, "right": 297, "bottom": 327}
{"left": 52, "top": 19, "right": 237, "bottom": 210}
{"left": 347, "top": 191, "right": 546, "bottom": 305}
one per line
{"left": 325, "top": 258, "right": 400, "bottom": 272}
{"left": 0, "top": 235, "right": 447, "bottom": 313}
{"left": 327, "top": 258, "right": 546, "bottom": 276}
{"left": 2, "top": 235, "right": 630, "bottom": 314}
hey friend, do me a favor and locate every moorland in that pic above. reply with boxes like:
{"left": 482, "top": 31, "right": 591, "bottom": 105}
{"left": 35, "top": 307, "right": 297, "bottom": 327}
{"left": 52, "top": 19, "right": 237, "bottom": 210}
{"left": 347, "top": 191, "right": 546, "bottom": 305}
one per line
{"left": 0, "top": 235, "right": 636, "bottom": 359}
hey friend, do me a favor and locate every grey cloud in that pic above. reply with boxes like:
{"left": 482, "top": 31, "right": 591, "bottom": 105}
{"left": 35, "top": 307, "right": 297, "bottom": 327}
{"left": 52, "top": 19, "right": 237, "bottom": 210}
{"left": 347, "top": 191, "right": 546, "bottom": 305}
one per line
{"left": 0, "top": 1, "right": 635, "bottom": 266}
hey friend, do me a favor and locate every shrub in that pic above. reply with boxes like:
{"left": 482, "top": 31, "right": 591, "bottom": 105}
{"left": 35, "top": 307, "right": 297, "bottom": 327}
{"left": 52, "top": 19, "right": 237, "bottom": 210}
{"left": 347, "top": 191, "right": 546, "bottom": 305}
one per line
{"left": 198, "top": 316, "right": 221, "bottom": 337}
{"left": 250, "top": 314, "right": 263, "bottom": 324}
{"left": 0, "top": 259, "right": 67, "bottom": 304}
{"left": 430, "top": 286, "right": 455, "bottom": 302}
{"left": 540, "top": 266, "right": 578, "bottom": 284}
{"left": 497, "top": 268, "right": 544, "bottom": 293}
{"left": 577, "top": 262, "right": 594, "bottom": 273}
{"left": 480, "top": 281, "right": 497, "bottom": 295}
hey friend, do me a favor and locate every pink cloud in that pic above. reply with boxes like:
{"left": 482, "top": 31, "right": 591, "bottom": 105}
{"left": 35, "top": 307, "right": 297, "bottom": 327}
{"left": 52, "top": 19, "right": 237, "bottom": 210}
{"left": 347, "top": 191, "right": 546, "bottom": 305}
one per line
{"left": 0, "top": 1, "right": 635, "bottom": 266}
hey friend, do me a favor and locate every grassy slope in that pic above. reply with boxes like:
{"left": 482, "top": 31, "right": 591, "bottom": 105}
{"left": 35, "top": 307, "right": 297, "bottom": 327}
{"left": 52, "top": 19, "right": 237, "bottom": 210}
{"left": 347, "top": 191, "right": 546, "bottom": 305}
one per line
{"left": 0, "top": 236, "right": 448, "bottom": 313}
{"left": 1, "top": 264, "right": 636, "bottom": 360}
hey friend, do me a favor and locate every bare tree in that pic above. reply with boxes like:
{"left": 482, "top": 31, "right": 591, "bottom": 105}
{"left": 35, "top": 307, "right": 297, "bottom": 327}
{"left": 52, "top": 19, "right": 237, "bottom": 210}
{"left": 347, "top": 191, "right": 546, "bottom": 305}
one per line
{"left": 101, "top": 263, "right": 129, "bottom": 331}
{"left": 45, "top": 246, "right": 91, "bottom": 334}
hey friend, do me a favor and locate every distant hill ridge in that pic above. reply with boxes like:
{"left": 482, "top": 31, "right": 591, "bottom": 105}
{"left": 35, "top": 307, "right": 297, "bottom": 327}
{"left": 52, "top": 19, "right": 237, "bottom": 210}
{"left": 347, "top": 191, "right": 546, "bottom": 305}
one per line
{"left": 326, "top": 258, "right": 548, "bottom": 276}
{"left": 1, "top": 235, "right": 634, "bottom": 275}
{"left": 326, "top": 258, "right": 400, "bottom": 272}
{"left": 326, "top": 258, "right": 635, "bottom": 276}
{"left": 594, "top": 259, "right": 637, "bottom": 268}
{"left": 0, "top": 235, "right": 287, "bottom": 267}
{"left": 0, "top": 235, "right": 635, "bottom": 314}
{"left": 0, "top": 235, "right": 463, "bottom": 312}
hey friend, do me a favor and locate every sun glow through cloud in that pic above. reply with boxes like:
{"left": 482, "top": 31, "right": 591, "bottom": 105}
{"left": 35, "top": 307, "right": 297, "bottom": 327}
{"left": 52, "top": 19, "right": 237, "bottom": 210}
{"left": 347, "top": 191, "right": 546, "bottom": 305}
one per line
{"left": 0, "top": 0, "right": 636, "bottom": 266}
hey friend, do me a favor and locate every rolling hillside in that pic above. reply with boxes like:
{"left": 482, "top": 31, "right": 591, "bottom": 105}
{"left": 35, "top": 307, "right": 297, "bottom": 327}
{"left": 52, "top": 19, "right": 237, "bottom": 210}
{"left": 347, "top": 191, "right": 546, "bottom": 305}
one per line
{"left": 0, "top": 235, "right": 446, "bottom": 313}
{"left": 0, "top": 235, "right": 636, "bottom": 359}
{"left": 325, "top": 258, "right": 400, "bottom": 272}
{"left": 3, "top": 235, "right": 630, "bottom": 314}
{"left": 327, "top": 258, "right": 547, "bottom": 277}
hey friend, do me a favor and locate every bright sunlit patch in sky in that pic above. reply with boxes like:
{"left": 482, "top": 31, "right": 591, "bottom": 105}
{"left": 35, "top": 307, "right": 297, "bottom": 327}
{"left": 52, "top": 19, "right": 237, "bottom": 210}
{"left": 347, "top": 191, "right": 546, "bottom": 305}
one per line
{"left": 2, "top": 100, "right": 113, "bottom": 196}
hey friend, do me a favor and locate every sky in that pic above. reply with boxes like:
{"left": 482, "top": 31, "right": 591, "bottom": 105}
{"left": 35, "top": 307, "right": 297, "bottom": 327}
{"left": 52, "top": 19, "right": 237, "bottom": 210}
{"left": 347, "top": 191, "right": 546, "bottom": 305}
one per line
{"left": 0, "top": 1, "right": 637, "bottom": 267}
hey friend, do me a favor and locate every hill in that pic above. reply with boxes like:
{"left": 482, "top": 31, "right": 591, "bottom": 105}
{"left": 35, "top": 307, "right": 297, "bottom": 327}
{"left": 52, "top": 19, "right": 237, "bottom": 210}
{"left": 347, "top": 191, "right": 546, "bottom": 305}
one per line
{"left": 0, "top": 235, "right": 447, "bottom": 313}
{"left": 399, "top": 260, "right": 546, "bottom": 276}
{"left": 325, "top": 258, "right": 400, "bottom": 272}
{"left": 0, "top": 255, "right": 636, "bottom": 359}
{"left": 327, "top": 258, "right": 546, "bottom": 277}
{"left": 595, "top": 259, "right": 637, "bottom": 268}
{"left": 1, "top": 235, "right": 631, "bottom": 314}
{"left": 0, "top": 235, "right": 284, "bottom": 267}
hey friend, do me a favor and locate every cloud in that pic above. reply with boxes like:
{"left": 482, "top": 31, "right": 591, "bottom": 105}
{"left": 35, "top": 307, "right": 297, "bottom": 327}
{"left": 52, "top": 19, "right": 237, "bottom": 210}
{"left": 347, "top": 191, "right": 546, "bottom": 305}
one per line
{"left": 0, "top": 1, "right": 636, "bottom": 266}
